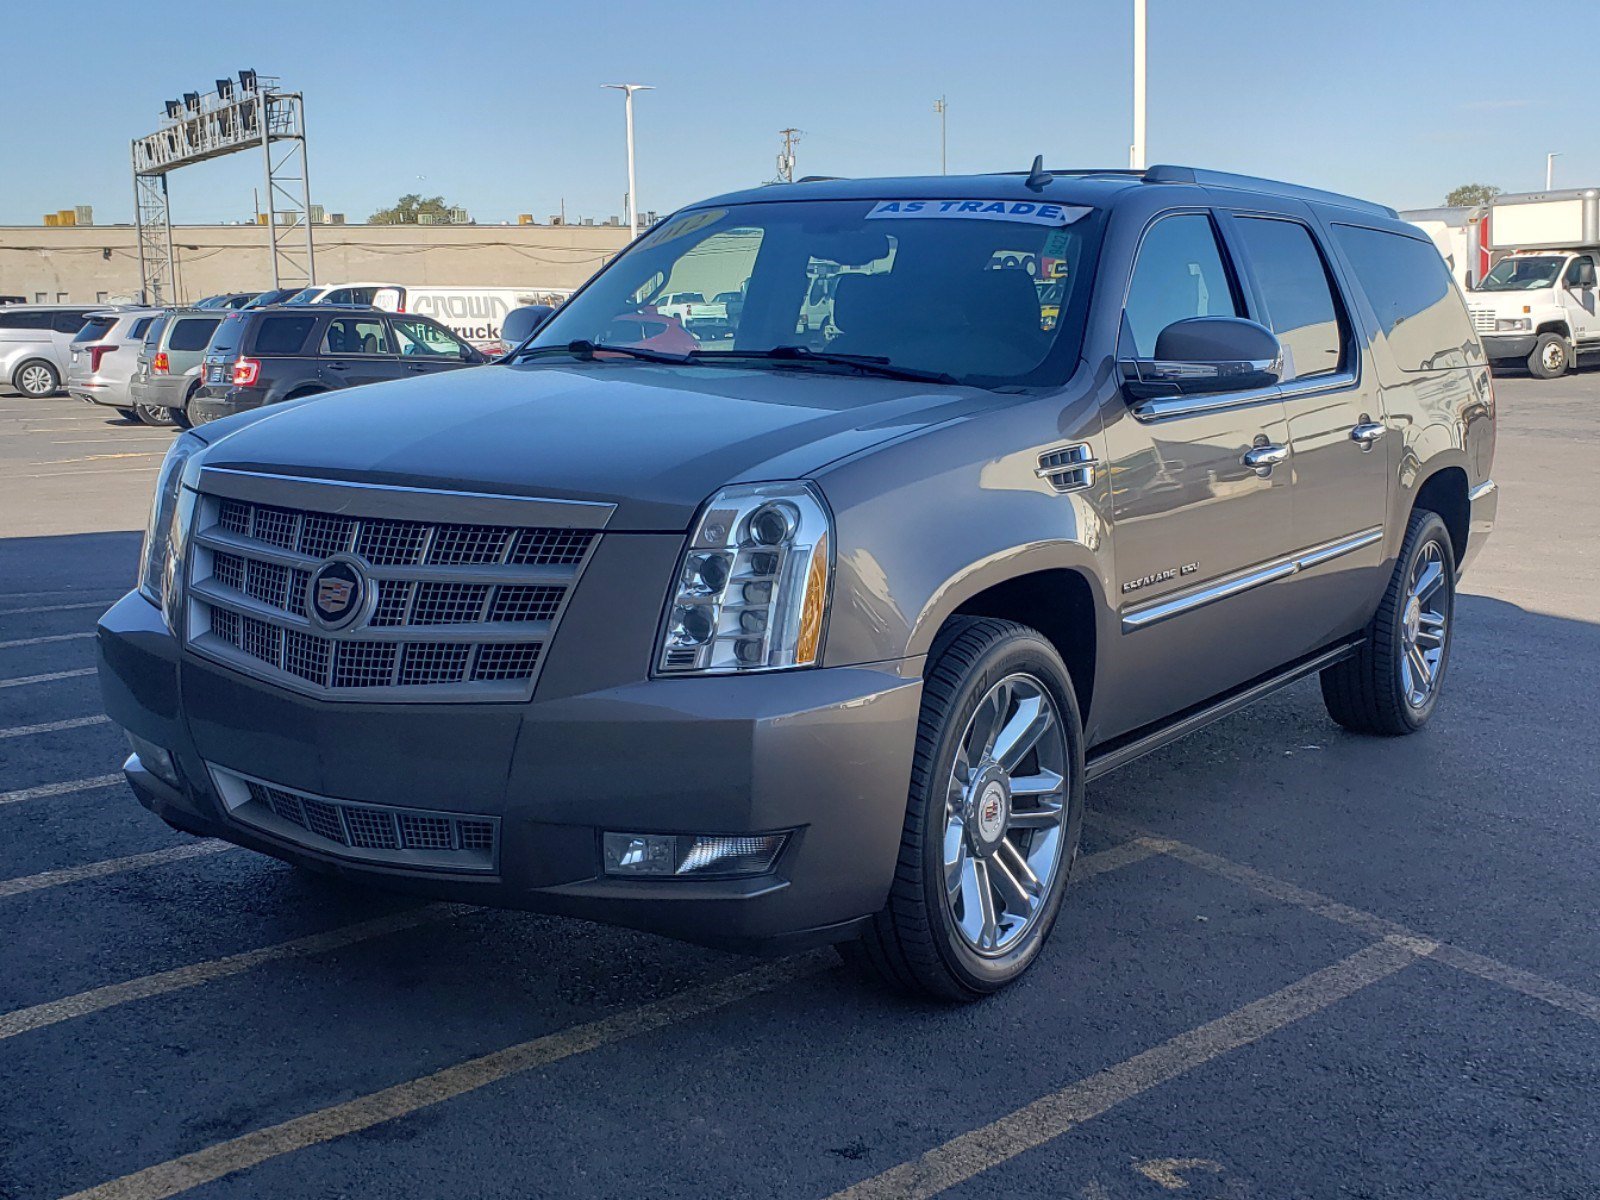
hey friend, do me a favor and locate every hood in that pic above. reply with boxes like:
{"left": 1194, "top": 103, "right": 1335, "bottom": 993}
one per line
{"left": 1467, "top": 287, "right": 1558, "bottom": 309}
{"left": 197, "top": 361, "right": 1003, "bottom": 530}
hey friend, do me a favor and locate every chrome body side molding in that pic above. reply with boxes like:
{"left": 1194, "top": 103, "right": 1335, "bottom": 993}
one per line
{"left": 1121, "top": 526, "right": 1383, "bottom": 633}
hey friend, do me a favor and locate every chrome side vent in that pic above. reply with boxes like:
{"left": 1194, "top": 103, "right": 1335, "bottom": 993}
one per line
{"left": 1036, "top": 443, "right": 1098, "bottom": 493}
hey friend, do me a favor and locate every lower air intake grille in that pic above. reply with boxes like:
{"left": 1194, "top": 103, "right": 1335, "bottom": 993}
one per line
{"left": 209, "top": 765, "right": 501, "bottom": 875}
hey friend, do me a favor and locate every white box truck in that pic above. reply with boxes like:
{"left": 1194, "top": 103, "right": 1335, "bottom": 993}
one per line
{"left": 1465, "top": 188, "right": 1600, "bottom": 378}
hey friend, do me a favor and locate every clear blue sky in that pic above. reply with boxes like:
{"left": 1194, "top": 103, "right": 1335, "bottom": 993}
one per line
{"left": 3, "top": 0, "right": 1595, "bottom": 226}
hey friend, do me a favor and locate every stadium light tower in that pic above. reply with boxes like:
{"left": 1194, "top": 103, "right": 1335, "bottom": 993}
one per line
{"left": 602, "top": 84, "right": 653, "bottom": 239}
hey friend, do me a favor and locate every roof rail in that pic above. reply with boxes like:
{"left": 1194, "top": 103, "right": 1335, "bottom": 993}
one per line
{"left": 1143, "top": 164, "right": 1397, "bottom": 218}
{"left": 988, "top": 167, "right": 1145, "bottom": 180}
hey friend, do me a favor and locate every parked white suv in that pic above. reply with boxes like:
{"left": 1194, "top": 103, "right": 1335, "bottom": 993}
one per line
{"left": 0, "top": 304, "right": 103, "bottom": 397}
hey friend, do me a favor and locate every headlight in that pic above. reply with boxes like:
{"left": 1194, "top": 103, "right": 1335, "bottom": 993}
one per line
{"left": 137, "top": 431, "right": 204, "bottom": 612}
{"left": 1494, "top": 317, "right": 1532, "bottom": 332}
{"left": 657, "top": 482, "right": 832, "bottom": 674}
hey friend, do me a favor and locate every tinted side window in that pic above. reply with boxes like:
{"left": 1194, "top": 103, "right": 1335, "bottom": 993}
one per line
{"left": 52, "top": 310, "right": 91, "bottom": 334}
{"left": 0, "top": 311, "right": 52, "bottom": 331}
{"left": 1236, "top": 218, "right": 1346, "bottom": 381}
{"left": 1333, "top": 225, "right": 1475, "bottom": 371}
{"left": 322, "top": 318, "right": 391, "bottom": 355}
{"left": 129, "top": 316, "right": 157, "bottom": 341}
{"left": 252, "top": 315, "right": 317, "bottom": 356}
{"left": 143, "top": 317, "right": 169, "bottom": 349}
{"left": 209, "top": 313, "right": 248, "bottom": 355}
{"left": 1123, "top": 214, "right": 1241, "bottom": 357}
{"left": 169, "top": 317, "right": 221, "bottom": 352}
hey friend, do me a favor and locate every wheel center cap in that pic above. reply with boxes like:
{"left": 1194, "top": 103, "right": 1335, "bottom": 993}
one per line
{"left": 1404, "top": 596, "right": 1422, "bottom": 643}
{"left": 966, "top": 765, "right": 1011, "bottom": 856}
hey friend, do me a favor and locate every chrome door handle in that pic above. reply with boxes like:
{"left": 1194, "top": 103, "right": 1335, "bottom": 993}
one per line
{"left": 1242, "top": 443, "right": 1288, "bottom": 476}
{"left": 1350, "top": 421, "right": 1386, "bottom": 450}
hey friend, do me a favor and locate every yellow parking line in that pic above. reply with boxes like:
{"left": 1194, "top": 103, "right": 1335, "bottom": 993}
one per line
{"left": 0, "top": 773, "right": 122, "bottom": 807}
{"left": 0, "top": 842, "right": 235, "bottom": 900}
{"left": 60, "top": 951, "right": 839, "bottom": 1200}
{"left": 0, "top": 631, "right": 96, "bottom": 651}
{"left": 26, "top": 452, "right": 168, "bottom": 467}
{"left": 0, "top": 714, "right": 110, "bottom": 740}
{"left": 0, "top": 600, "right": 107, "bottom": 616}
{"left": 828, "top": 937, "right": 1428, "bottom": 1200}
{"left": 0, "top": 667, "right": 97, "bottom": 689}
{"left": 1091, "top": 814, "right": 1600, "bottom": 1026}
{"left": 17, "top": 466, "right": 163, "bottom": 479}
{"left": 49, "top": 841, "right": 1154, "bottom": 1198}
{"left": 0, "top": 905, "right": 459, "bottom": 1041}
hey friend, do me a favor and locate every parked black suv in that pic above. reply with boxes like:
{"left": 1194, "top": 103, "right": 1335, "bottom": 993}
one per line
{"left": 191, "top": 306, "right": 487, "bottom": 424}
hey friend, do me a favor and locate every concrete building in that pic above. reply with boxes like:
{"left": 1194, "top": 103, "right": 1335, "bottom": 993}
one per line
{"left": 0, "top": 221, "right": 633, "bottom": 305}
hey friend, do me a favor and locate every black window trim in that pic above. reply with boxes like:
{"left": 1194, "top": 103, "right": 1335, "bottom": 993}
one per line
{"left": 1222, "top": 209, "right": 1357, "bottom": 389}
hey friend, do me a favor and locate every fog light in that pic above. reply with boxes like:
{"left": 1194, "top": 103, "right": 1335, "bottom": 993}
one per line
{"left": 603, "top": 833, "right": 677, "bottom": 876}
{"left": 125, "top": 731, "right": 181, "bottom": 789}
{"left": 602, "top": 832, "right": 788, "bottom": 878}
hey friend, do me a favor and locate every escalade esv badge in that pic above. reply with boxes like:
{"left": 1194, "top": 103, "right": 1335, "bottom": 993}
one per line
{"left": 306, "top": 558, "right": 367, "bottom": 631}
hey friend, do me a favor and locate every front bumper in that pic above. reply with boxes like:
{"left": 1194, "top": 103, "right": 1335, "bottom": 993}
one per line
{"left": 1479, "top": 332, "right": 1538, "bottom": 361}
{"left": 97, "top": 591, "right": 923, "bottom": 953}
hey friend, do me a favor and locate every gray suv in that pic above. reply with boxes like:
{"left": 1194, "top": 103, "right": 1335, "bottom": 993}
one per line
{"left": 0, "top": 304, "right": 101, "bottom": 397}
{"left": 67, "top": 308, "right": 165, "bottom": 422}
{"left": 97, "top": 166, "right": 1497, "bottom": 1000}
{"left": 128, "top": 309, "right": 225, "bottom": 427}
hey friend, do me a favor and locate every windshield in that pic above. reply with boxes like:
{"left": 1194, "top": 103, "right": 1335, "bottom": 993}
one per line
{"left": 281, "top": 288, "right": 320, "bottom": 306}
{"left": 1476, "top": 256, "right": 1565, "bottom": 291}
{"left": 526, "top": 198, "right": 1104, "bottom": 388}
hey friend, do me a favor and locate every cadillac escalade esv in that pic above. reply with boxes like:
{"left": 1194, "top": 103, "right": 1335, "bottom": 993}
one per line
{"left": 98, "top": 165, "right": 1497, "bottom": 1000}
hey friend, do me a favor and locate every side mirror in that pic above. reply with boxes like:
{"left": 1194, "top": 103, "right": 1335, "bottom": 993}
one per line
{"left": 500, "top": 304, "right": 555, "bottom": 348}
{"left": 1119, "top": 316, "right": 1283, "bottom": 400}
{"left": 1572, "top": 263, "right": 1596, "bottom": 289}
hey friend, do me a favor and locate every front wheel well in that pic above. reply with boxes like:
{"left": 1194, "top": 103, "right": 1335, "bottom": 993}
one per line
{"left": 947, "top": 569, "right": 1097, "bottom": 723}
{"left": 1534, "top": 321, "right": 1571, "bottom": 339}
{"left": 1411, "top": 466, "right": 1469, "bottom": 565}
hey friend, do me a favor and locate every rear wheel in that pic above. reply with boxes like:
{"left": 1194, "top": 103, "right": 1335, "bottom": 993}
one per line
{"left": 13, "top": 361, "right": 58, "bottom": 398}
{"left": 134, "top": 402, "right": 176, "bottom": 427}
{"left": 1321, "top": 508, "right": 1456, "bottom": 735}
{"left": 115, "top": 407, "right": 139, "bottom": 421}
{"left": 843, "top": 617, "right": 1084, "bottom": 1001}
{"left": 1528, "top": 332, "right": 1570, "bottom": 378}
{"left": 172, "top": 386, "right": 197, "bottom": 429}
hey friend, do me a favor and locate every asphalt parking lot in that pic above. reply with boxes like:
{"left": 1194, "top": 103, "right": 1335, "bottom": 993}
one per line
{"left": 0, "top": 373, "right": 1596, "bottom": 1200}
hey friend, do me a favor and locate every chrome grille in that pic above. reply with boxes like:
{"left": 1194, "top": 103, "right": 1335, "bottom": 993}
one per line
{"left": 208, "top": 764, "right": 501, "bottom": 874}
{"left": 186, "top": 485, "right": 602, "bottom": 702}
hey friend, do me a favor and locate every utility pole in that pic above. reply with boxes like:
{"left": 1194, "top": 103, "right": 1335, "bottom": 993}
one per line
{"left": 602, "top": 83, "right": 653, "bottom": 239}
{"left": 1546, "top": 152, "right": 1561, "bottom": 191}
{"left": 1130, "top": 0, "right": 1147, "bottom": 169}
{"left": 777, "top": 127, "right": 802, "bottom": 183}
{"left": 934, "top": 97, "right": 947, "bottom": 174}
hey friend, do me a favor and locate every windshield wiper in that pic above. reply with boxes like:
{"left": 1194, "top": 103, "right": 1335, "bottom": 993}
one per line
{"left": 515, "top": 339, "right": 691, "bottom": 365}
{"left": 691, "top": 345, "right": 957, "bottom": 385}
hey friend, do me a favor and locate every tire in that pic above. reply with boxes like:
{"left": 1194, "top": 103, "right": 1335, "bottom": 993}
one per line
{"left": 1527, "top": 332, "right": 1570, "bottom": 378}
{"left": 842, "top": 617, "right": 1085, "bottom": 1001}
{"left": 12, "top": 360, "right": 58, "bottom": 398}
{"left": 134, "top": 402, "right": 176, "bottom": 427}
{"left": 1321, "top": 508, "right": 1456, "bottom": 736}
{"left": 115, "top": 407, "right": 140, "bottom": 420}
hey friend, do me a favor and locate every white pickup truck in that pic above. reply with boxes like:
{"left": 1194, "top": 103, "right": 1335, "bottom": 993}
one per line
{"left": 653, "top": 292, "right": 731, "bottom": 340}
{"left": 1465, "top": 188, "right": 1600, "bottom": 378}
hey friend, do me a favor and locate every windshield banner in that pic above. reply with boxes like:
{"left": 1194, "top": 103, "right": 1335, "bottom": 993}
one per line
{"left": 866, "top": 200, "right": 1091, "bottom": 226}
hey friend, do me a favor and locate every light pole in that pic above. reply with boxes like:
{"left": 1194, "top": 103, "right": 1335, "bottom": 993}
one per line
{"left": 1546, "top": 152, "right": 1561, "bottom": 191}
{"left": 602, "top": 83, "right": 652, "bottom": 239}
{"left": 934, "top": 96, "right": 947, "bottom": 174}
{"left": 1130, "top": 0, "right": 1147, "bottom": 169}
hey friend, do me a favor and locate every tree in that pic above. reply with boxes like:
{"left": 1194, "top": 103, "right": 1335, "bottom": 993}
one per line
{"left": 368, "top": 194, "right": 456, "bottom": 224}
{"left": 1444, "top": 183, "right": 1501, "bottom": 208}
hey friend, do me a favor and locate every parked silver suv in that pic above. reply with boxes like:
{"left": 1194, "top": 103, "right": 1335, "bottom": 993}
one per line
{"left": 67, "top": 308, "right": 165, "bottom": 423}
{"left": 0, "top": 304, "right": 102, "bottom": 397}
{"left": 98, "top": 166, "right": 1497, "bottom": 999}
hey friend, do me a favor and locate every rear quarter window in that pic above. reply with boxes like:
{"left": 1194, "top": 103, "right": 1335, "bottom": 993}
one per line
{"left": 142, "top": 317, "right": 169, "bottom": 348}
{"left": 0, "top": 311, "right": 52, "bottom": 331}
{"left": 1333, "top": 225, "right": 1476, "bottom": 371}
{"left": 169, "top": 317, "right": 221, "bottom": 352}
{"left": 52, "top": 310, "right": 92, "bottom": 334}
{"left": 250, "top": 315, "right": 317, "bottom": 356}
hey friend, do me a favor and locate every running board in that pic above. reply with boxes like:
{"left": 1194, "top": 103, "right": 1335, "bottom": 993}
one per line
{"left": 1084, "top": 640, "right": 1362, "bottom": 783}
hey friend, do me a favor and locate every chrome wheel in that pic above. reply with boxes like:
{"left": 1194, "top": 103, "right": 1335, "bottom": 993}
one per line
{"left": 17, "top": 364, "right": 54, "bottom": 396}
{"left": 942, "top": 672, "right": 1069, "bottom": 956}
{"left": 1399, "top": 540, "right": 1449, "bottom": 709}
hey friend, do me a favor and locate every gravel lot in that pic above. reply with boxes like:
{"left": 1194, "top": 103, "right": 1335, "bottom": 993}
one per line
{"left": 0, "top": 372, "right": 1595, "bottom": 1200}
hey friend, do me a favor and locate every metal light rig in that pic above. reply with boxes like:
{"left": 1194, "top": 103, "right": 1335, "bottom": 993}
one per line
{"left": 131, "top": 71, "right": 316, "bottom": 304}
